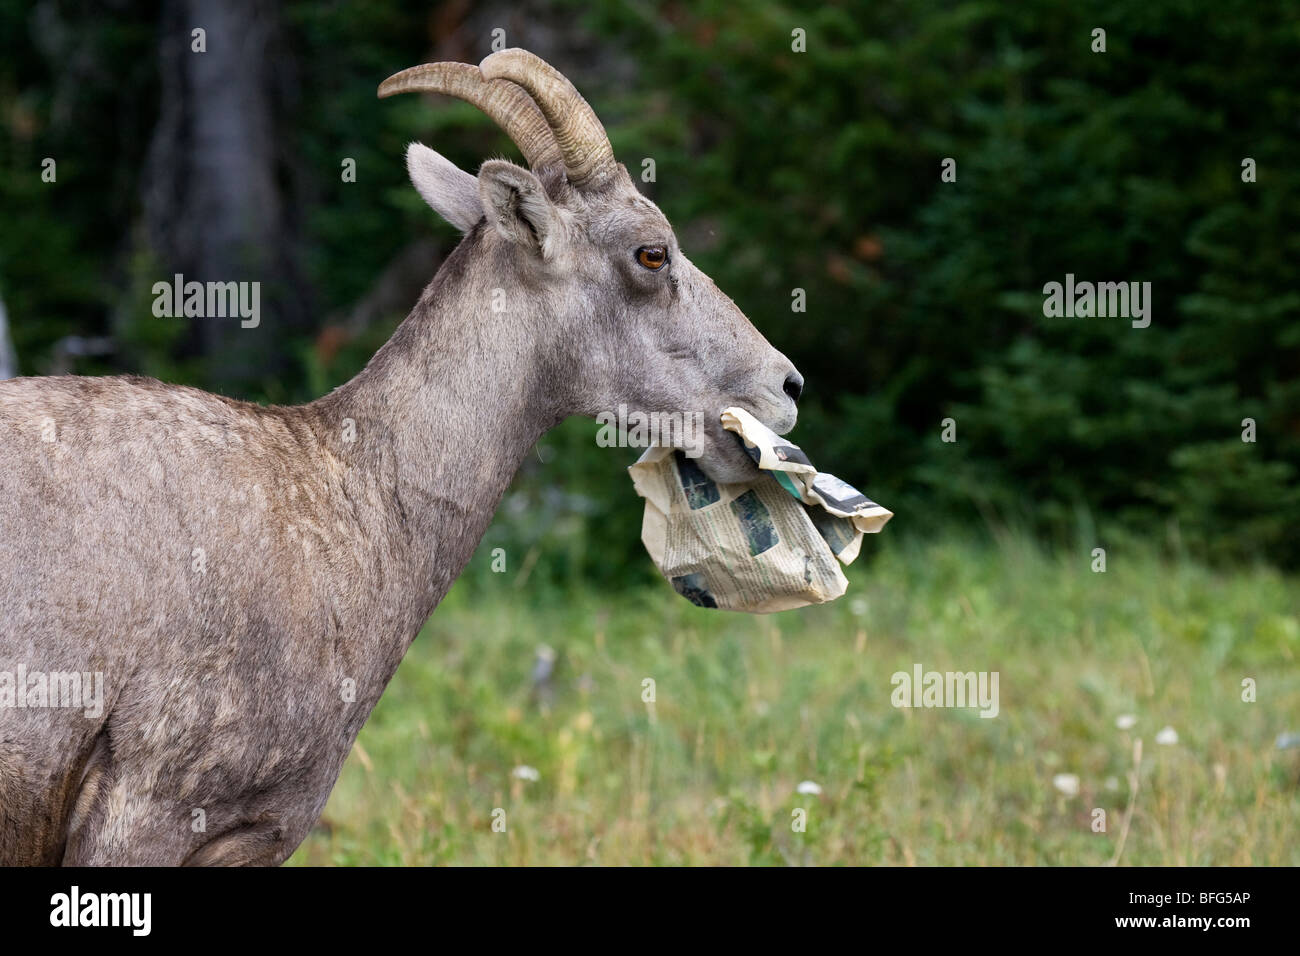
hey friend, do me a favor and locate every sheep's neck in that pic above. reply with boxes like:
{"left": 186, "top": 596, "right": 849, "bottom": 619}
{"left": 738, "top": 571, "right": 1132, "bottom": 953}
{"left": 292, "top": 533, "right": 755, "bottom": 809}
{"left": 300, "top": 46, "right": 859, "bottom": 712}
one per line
{"left": 311, "top": 230, "right": 564, "bottom": 664}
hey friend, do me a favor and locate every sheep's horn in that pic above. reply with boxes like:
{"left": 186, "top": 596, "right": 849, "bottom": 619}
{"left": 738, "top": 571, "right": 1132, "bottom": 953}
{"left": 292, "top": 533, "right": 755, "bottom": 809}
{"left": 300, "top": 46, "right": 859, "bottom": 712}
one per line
{"left": 479, "top": 48, "right": 617, "bottom": 189}
{"left": 378, "top": 62, "right": 563, "bottom": 172}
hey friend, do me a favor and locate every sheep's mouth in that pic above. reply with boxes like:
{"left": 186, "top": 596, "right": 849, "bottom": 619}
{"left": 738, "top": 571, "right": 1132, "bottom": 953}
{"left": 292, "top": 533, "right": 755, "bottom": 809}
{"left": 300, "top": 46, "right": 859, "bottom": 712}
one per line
{"left": 698, "top": 404, "right": 805, "bottom": 485}
{"left": 729, "top": 426, "right": 763, "bottom": 465}
{"left": 631, "top": 405, "right": 782, "bottom": 484}
{"left": 692, "top": 421, "right": 763, "bottom": 485}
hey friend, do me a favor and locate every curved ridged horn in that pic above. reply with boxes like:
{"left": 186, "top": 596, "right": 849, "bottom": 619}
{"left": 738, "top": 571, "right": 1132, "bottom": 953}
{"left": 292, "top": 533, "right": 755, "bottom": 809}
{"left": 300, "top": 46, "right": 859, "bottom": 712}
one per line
{"left": 378, "top": 62, "right": 563, "bottom": 172}
{"left": 479, "top": 48, "right": 617, "bottom": 189}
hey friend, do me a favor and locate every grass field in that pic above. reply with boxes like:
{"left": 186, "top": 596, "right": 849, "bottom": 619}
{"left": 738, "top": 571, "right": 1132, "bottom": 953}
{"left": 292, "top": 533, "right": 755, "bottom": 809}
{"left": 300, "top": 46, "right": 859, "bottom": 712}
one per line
{"left": 289, "top": 532, "right": 1300, "bottom": 865}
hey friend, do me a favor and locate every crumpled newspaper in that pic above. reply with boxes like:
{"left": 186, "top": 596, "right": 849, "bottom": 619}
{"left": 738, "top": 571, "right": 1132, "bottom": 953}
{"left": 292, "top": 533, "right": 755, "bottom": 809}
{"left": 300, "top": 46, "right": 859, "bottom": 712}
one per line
{"left": 629, "top": 407, "right": 892, "bottom": 612}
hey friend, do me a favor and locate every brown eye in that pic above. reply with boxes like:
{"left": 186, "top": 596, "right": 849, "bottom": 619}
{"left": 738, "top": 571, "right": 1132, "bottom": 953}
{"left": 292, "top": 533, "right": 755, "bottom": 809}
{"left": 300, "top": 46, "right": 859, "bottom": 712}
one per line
{"left": 636, "top": 245, "right": 668, "bottom": 270}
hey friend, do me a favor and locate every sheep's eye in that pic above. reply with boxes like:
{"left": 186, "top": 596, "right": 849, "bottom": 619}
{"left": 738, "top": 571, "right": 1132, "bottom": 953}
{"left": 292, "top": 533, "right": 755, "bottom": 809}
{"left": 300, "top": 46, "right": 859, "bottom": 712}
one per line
{"left": 636, "top": 245, "right": 668, "bottom": 270}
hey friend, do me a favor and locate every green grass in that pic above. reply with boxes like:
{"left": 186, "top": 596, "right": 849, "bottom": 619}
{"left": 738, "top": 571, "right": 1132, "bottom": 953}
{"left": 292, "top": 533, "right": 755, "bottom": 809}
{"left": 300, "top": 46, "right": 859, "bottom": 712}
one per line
{"left": 288, "top": 533, "right": 1300, "bottom": 865}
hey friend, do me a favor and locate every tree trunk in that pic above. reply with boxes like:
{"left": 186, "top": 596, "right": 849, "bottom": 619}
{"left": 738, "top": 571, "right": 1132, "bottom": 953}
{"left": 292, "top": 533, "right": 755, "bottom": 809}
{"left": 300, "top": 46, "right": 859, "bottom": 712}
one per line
{"left": 0, "top": 293, "right": 18, "bottom": 380}
{"left": 141, "top": 0, "right": 308, "bottom": 396}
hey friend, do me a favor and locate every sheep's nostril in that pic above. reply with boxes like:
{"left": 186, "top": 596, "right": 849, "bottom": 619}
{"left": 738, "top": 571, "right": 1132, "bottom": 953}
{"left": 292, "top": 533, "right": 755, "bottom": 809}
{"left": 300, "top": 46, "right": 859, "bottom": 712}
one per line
{"left": 783, "top": 371, "right": 804, "bottom": 403}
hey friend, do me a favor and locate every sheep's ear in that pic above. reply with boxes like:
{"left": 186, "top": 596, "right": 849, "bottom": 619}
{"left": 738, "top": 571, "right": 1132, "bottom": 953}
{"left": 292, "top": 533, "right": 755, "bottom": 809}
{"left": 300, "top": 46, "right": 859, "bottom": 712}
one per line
{"left": 477, "top": 159, "right": 562, "bottom": 258}
{"left": 406, "top": 143, "right": 482, "bottom": 233}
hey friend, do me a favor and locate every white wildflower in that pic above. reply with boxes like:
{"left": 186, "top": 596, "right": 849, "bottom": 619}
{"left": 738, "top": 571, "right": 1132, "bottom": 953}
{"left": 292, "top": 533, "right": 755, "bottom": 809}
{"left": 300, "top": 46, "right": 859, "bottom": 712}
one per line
{"left": 1052, "top": 773, "right": 1081, "bottom": 797}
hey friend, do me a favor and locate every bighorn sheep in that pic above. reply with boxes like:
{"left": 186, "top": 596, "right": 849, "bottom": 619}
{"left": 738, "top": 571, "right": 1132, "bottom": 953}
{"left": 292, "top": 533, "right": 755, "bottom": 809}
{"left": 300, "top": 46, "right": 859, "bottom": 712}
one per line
{"left": 0, "top": 50, "right": 802, "bottom": 865}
